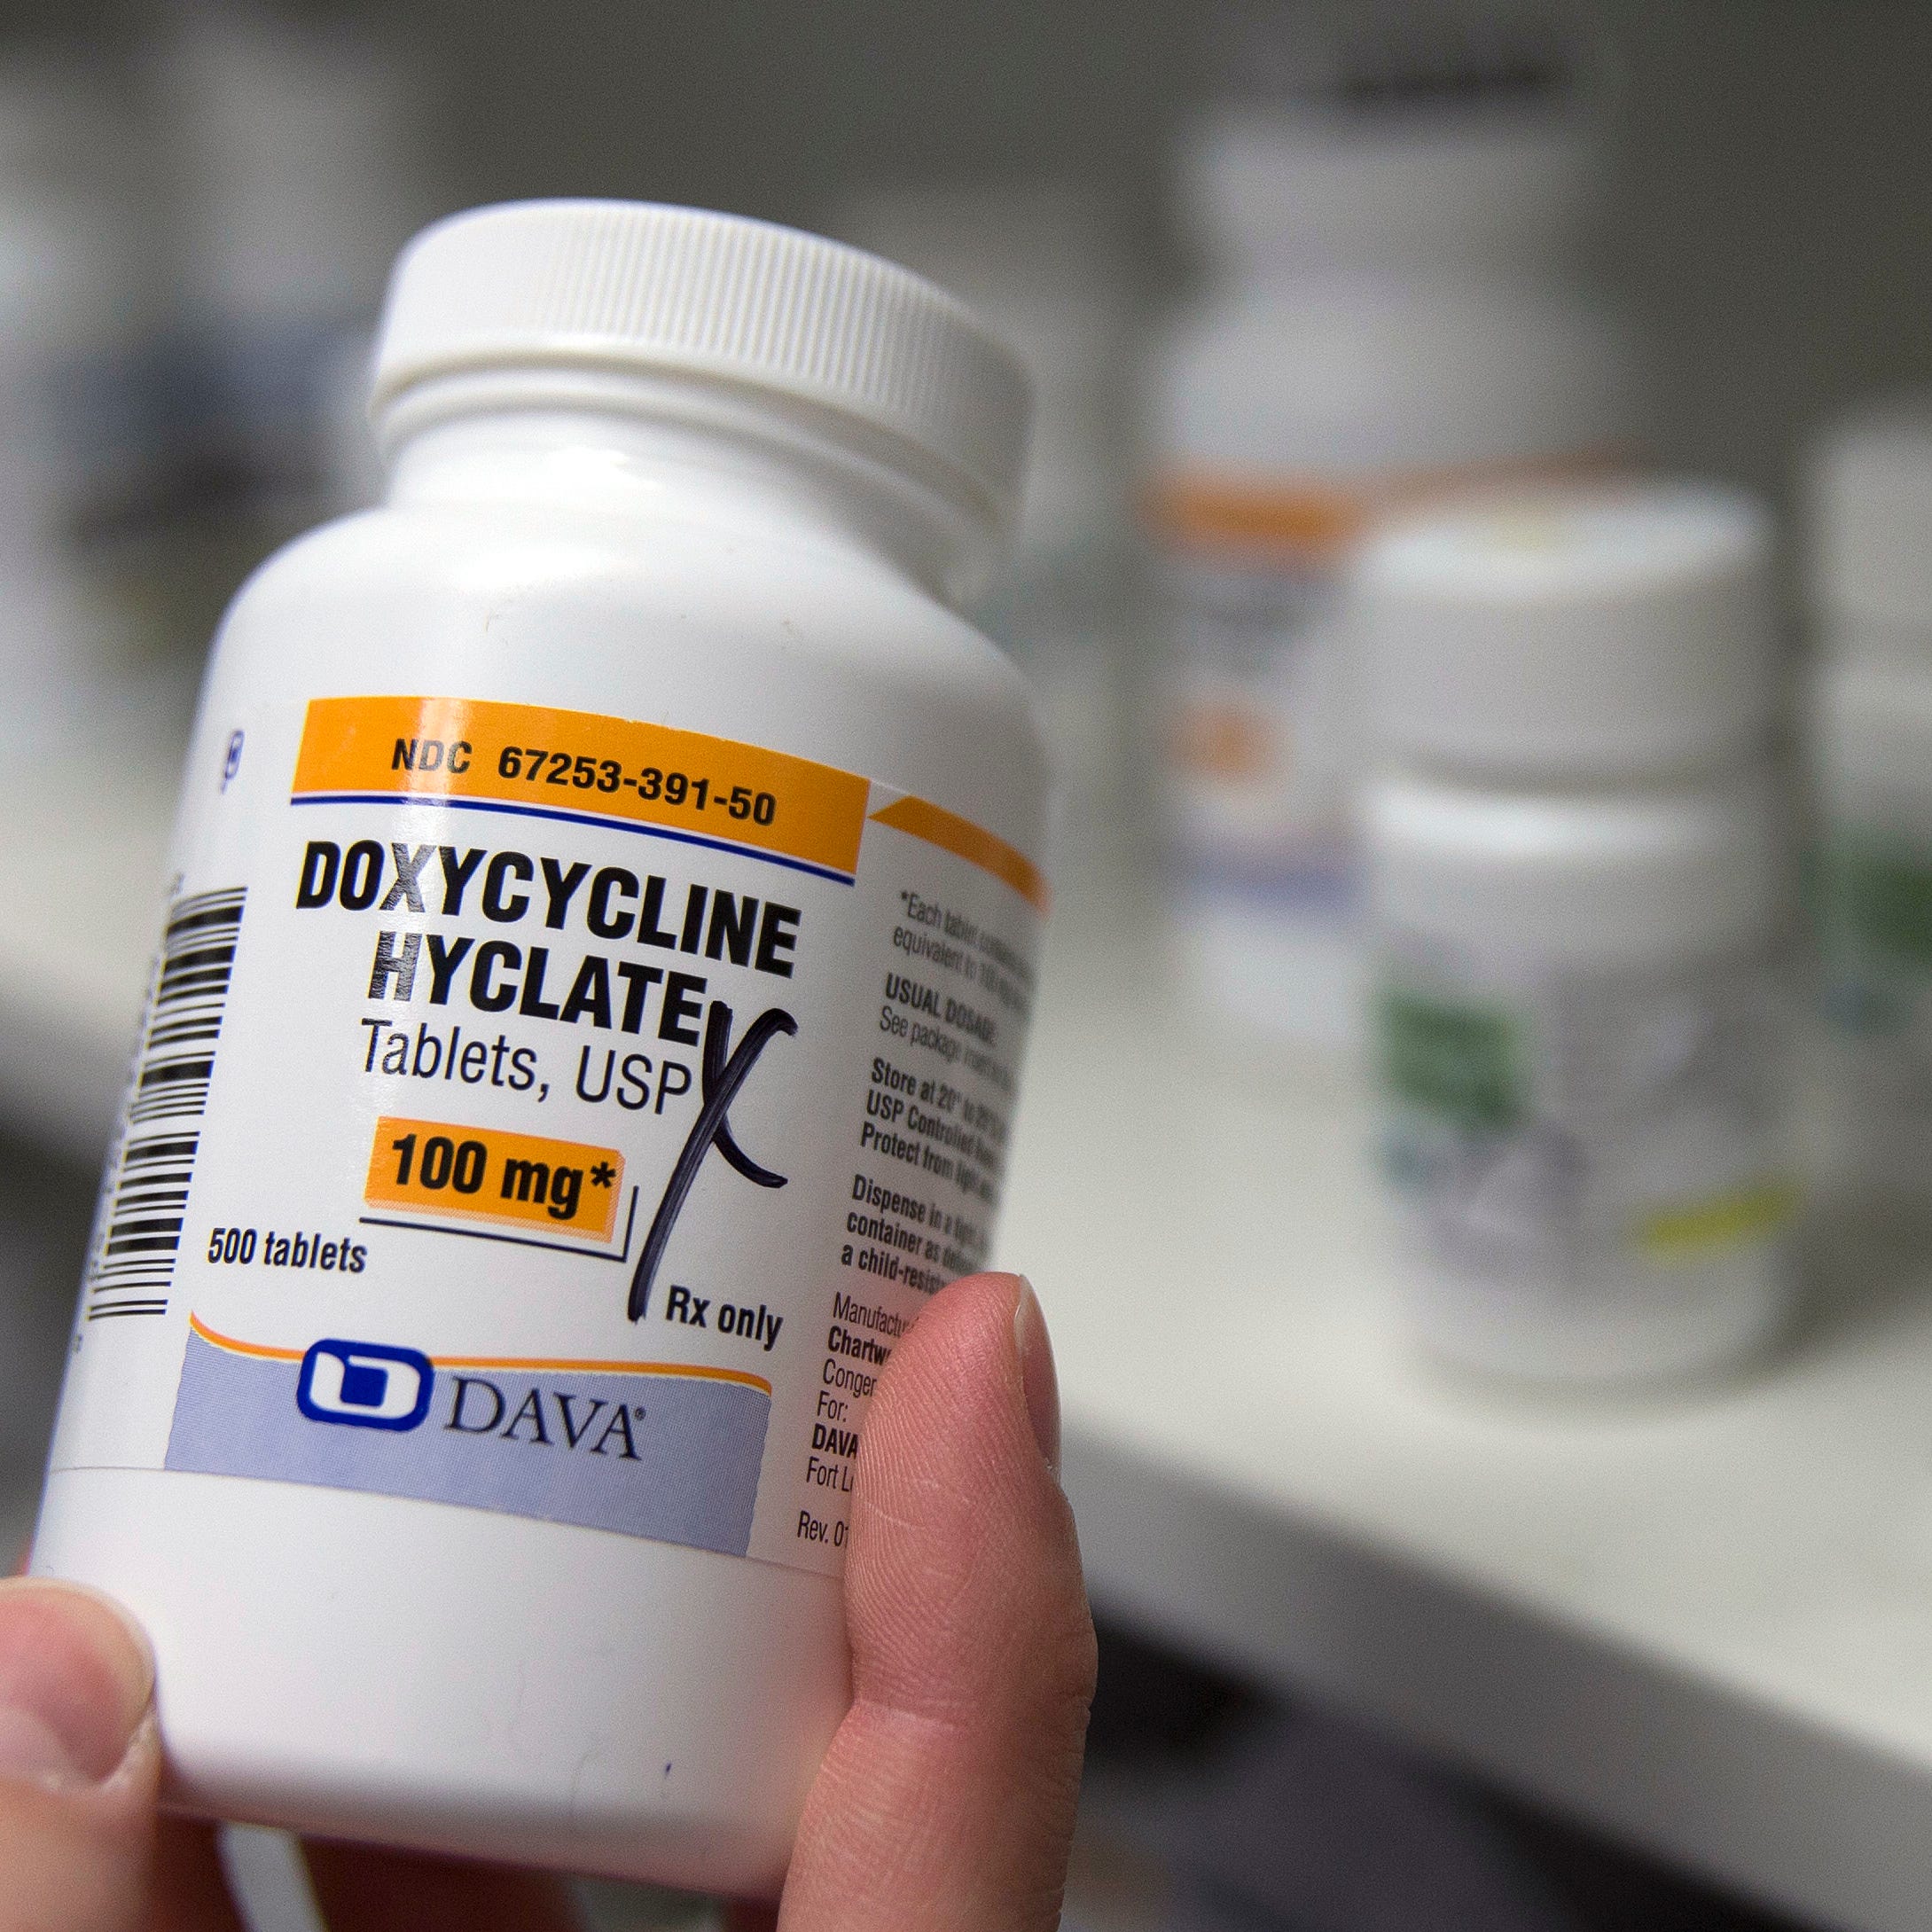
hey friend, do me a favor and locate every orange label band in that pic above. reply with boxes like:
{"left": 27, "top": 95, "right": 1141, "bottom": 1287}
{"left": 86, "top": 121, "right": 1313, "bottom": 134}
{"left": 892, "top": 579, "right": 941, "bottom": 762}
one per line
{"left": 868, "top": 794, "right": 1051, "bottom": 915}
{"left": 364, "top": 1115, "right": 625, "bottom": 1240}
{"left": 293, "top": 695, "right": 873, "bottom": 880}
{"left": 1151, "top": 477, "right": 1373, "bottom": 558}
{"left": 186, "top": 1313, "right": 770, "bottom": 1395}
{"left": 1150, "top": 452, "right": 1629, "bottom": 562}
{"left": 292, "top": 695, "right": 1048, "bottom": 911}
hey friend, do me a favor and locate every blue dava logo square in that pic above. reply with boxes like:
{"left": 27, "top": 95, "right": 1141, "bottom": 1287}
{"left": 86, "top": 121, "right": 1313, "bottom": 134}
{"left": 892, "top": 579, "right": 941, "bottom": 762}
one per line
{"left": 297, "top": 1339, "right": 434, "bottom": 1431}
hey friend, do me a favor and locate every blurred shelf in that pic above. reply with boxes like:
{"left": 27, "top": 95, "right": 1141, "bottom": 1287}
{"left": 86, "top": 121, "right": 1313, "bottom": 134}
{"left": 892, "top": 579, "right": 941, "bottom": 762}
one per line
{"left": 1000, "top": 915, "right": 1932, "bottom": 1932}
{"left": 16, "top": 771, "right": 1932, "bottom": 1932}
{"left": 0, "top": 758, "right": 176, "bottom": 1161}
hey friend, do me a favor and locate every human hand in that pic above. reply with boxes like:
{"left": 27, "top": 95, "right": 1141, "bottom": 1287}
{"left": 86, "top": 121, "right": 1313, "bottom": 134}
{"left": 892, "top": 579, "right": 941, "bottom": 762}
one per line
{"left": 0, "top": 1271, "right": 1095, "bottom": 1930}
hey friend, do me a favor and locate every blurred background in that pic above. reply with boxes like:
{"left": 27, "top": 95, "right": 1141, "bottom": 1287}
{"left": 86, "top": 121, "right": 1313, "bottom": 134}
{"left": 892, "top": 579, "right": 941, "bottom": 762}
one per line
{"left": 5, "top": 0, "right": 1932, "bottom": 1927}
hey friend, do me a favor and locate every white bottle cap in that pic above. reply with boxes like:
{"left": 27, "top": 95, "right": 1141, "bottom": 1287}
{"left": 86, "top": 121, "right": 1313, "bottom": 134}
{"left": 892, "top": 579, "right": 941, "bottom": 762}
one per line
{"left": 372, "top": 199, "right": 1033, "bottom": 532}
{"left": 1357, "top": 482, "right": 1775, "bottom": 778}
{"left": 1177, "top": 4, "right": 1600, "bottom": 277}
{"left": 1805, "top": 398, "right": 1932, "bottom": 631}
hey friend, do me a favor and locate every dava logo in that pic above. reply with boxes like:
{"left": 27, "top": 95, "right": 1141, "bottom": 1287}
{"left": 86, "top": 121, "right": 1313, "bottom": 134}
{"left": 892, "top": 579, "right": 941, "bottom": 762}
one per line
{"left": 297, "top": 1339, "right": 434, "bottom": 1431}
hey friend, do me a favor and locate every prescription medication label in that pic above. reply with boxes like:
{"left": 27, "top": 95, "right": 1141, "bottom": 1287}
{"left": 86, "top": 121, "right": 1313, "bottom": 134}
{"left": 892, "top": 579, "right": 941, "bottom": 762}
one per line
{"left": 1154, "top": 487, "right": 1359, "bottom": 919}
{"left": 50, "top": 692, "right": 1044, "bottom": 1576}
{"left": 1154, "top": 469, "right": 1619, "bottom": 926}
{"left": 1374, "top": 933, "right": 1795, "bottom": 1303}
{"left": 1819, "top": 821, "right": 1932, "bottom": 1092}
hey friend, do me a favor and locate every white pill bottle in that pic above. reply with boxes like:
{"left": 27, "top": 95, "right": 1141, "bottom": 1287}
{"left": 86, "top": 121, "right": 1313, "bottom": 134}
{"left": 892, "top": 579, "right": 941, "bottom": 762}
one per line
{"left": 1807, "top": 402, "right": 1932, "bottom": 1206}
{"left": 1148, "top": 12, "right": 1637, "bottom": 1057}
{"left": 1359, "top": 487, "right": 1796, "bottom": 1385}
{"left": 33, "top": 201, "right": 1047, "bottom": 1890}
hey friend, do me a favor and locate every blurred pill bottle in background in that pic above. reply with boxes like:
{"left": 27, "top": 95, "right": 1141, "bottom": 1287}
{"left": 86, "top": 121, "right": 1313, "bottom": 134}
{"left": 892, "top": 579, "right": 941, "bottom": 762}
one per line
{"left": 1359, "top": 486, "right": 1796, "bottom": 1388}
{"left": 0, "top": 53, "right": 172, "bottom": 745}
{"left": 147, "top": 2, "right": 433, "bottom": 666}
{"left": 1146, "top": 1, "right": 1639, "bottom": 1067}
{"left": 834, "top": 181, "right": 1132, "bottom": 897}
{"left": 32, "top": 198, "right": 1046, "bottom": 1893}
{"left": 1807, "top": 403, "right": 1932, "bottom": 1213}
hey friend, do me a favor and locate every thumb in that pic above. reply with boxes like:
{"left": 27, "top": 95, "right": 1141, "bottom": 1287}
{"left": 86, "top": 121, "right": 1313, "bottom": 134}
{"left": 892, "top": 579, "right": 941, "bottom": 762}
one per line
{"left": 0, "top": 1578, "right": 160, "bottom": 1932}
{"left": 776, "top": 1272, "right": 1094, "bottom": 1932}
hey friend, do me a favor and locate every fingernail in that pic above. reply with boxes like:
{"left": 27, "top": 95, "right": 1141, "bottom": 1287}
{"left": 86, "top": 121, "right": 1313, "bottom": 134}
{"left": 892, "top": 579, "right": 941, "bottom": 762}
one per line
{"left": 0, "top": 1580, "right": 153, "bottom": 1790}
{"left": 1013, "top": 1278, "right": 1062, "bottom": 1478}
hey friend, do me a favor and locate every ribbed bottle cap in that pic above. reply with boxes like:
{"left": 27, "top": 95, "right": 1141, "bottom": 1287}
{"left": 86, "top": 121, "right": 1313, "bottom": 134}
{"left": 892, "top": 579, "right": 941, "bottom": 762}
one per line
{"left": 1357, "top": 482, "right": 1774, "bottom": 778}
{"left": 372, "top": 199, "right": 1033, "bottom": 529}
{"left": 1806, "top": 399, "right": 1932, "bottom": 629}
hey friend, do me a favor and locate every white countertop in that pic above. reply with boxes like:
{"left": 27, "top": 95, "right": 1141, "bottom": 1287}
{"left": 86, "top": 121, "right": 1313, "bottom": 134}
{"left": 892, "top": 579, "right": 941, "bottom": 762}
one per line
{"left": 1002, "top": 908, "right": 1932, "bottom": 1932}
{"left": 9, "top": 772, "right": 1932, "bottom": 1931}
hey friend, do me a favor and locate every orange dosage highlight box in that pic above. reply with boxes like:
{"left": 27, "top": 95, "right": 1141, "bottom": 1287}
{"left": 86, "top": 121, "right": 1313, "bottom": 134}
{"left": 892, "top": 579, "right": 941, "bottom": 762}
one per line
{"left": 364, "top": 1116, "right": 626, "bottom": 1241}
{"left": 293, "top": 695, "right": 872, "bottom": 879}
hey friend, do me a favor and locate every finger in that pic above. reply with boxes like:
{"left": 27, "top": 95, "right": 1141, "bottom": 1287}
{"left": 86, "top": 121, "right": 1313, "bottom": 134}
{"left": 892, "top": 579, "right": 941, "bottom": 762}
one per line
{"left": 0, "top": 1566, "right": 241, "bottom": 1932}
{"left": 0, "top": 1578, "right": 160, "bottom": 1932}
{"left": 301, "top": 1842, "right": 583, "bottom": 1932}
{"left": 778, "top": 1271, "right": 1093, "bottom": 1932}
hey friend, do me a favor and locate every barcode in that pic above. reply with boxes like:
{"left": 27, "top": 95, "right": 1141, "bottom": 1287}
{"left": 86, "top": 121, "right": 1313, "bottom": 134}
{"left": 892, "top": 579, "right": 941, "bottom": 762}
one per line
{"left": 86, "top": 888, "right": 246, "bottom": 1319}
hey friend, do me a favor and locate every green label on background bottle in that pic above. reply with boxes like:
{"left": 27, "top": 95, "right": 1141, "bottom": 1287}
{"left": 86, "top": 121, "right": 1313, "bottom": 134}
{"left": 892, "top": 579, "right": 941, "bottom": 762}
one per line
{"left": 1823, "top": 831, "right": 1932, "bottom": 974}
{"left": 1378, "top": 988, "right": 1523, "bottom": 1132}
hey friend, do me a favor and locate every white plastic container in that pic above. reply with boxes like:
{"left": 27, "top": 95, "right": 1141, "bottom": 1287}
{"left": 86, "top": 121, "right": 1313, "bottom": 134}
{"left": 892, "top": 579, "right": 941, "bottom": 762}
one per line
{"left": 1807, "top": 402, "right": 1932, "bottom": 1205}
{"left": 1359, "top": 486, "right": 1795, "bottom": 1386}
{"left": 1149, "top": 17, "right": 1636, "bottom": 1056}
{"left": 32, "top": 200, "right": 1047, "bottom": 1891}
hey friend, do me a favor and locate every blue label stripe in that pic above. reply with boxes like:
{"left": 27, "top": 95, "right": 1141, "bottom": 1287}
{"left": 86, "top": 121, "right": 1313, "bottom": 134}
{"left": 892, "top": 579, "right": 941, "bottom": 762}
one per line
{"left": 291, "top": 792, "right": 857, "bottom": 886}
{"left": 165, "top": 1331, "right": 769, "bottom": 1557}
{"left": 1171, "top": 851, "right": 1359, "bottom": 913}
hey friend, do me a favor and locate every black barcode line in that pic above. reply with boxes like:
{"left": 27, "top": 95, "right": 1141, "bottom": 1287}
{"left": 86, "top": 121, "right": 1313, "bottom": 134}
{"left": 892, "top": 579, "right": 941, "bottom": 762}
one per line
{"left": 85, "top": 888, "right": 246, "bottom": 1320}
